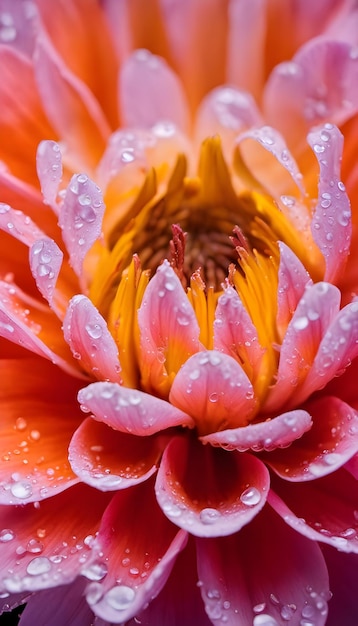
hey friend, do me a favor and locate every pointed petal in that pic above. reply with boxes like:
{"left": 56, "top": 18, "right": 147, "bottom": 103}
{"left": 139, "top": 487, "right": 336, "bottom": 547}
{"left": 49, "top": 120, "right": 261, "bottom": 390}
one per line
{"left": 120, "top": 49, "right": 189, "bottom": 132}
{"left": 69, "top": 418, "right": 161, "bottom": 492}
{"left": 196, "top": 505, "right": 329, "bottom": 626}
{"left": 77, "top": 382, "right": 193, "bottom": 435}
{"left": 29, "top": 238, "right": 63, "bottom": 310}
{"left": 0, "top": 358, "right": 82, "bottom": 504}
{"left": 201, "top": 409, "right": 312, "bottom": 452}
{"left": 214, "top": 286, "right": 265, "bottom": 383}
{"left": 308, "top": 124, "right": 351, "bottom": 283}
{"left": 269, "top": 468, "right": 358, "bottom": 553}
{"left": 138, "top": 261, "right": 202, "bottom": 396}
{"left": 0, "top": 484, "right": 111, "bottom": 593}
{"left": 59, "top": 174, "right": 105, "bottom": 277}
{"left": 276, "top": 241, "right": 312, "bottom": 338}
{"left": 82, "top": 480, "right": 188, "bottom": 623}
{"left": 266, "top": 396, "right": 358, "bottom": 481}
{"left": 36, "top": 140, "right": 63, "bottom": 211}
{"left": 63, "top": 295, "right": 121, "bottom": 382}
{"left": 265, "top": 282, "right": 341, "bottom": 412}
{"left": 18, "top": 578, "right": 93, "bottom": 626}
{"left": 33, "top": 32, "right": 110, "bottom": 172}
{"left": 170, "top": 351, "right": 256, "bottom": 434}
{"left": 156, "top": 436, "right": 269, "bottom": 537}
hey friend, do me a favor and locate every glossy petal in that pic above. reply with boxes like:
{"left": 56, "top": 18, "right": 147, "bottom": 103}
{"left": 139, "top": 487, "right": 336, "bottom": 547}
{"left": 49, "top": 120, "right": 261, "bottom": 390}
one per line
{"left": 0, "top": 358, "right": 82, "bottom": 504}
{"left": 0, "top": 484, "right": 111, "bottom": 594}
{"left": 120, "top": 49, "right": 189, "bottom": 131}
{"left": 59, "top": 174, "right": 105, "bottom": 277}
{"left": 276, "top": 241, "right": 312, "bottom": 338}
{"left": 69, "top": 418, "right": 162, "bottom": 491}
{"left": 170, "top": 351, "right": 256, "bottom": 434}
{"left": 201, "top": 409, "right": 312, "bottom": 452}
{"left": 308, "top": 124, "right": 352, "bottom": 283}
{"left": 0, "top": 202, "right": 45, "bottom": 247}
{"left": 138, "top": 261, "right": 202, "bottom": 396}
{"left": 83, "top": 480, "right": 188, "bottom": 623}
{"left": 265, "top": 396, "right": 358, "bottom": 481}
{"left": 156, "top": 436, "right": 269, "bottom": 537}
{"left": 264, "top": 282, "right": 341, "bottom": 413}
{"left": 77, "top": 381, "right": 193, "bottom": 435}
{"left": 63, "top": 295, "right": 121, "bottom": 382}
{"left": 29, "top": 238, "right": 63, "bottom": 310}
{"left": 270, "top": 468, "right": 358, "bottom": 553}
{"left": 196, "top": 504, "right": 330, "bottom": 626}
{"left": 36, "top": 140, "right": 63, "bottom": 211}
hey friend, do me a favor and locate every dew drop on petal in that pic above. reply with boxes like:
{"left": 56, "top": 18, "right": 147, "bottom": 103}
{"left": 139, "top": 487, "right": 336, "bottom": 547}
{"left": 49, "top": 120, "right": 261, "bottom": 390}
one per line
{"left": 10, "top": 481, "right": 32, "bottom": 499}
{"left": 82, "top": 561, "right": 108, "bottom": 581}
{"left": 105, "top": 585, "right": 136, "bottom": 610}
{"left": 240, "top": 487, "right": 261, "bottom": 506}
{"left": 85, "top": 323, "right": 102, "bottom": 339}
{"left": 199, "top": 508, "right": 221, "bottom": 525}
{"left": 26, "top": 557, "right": 51, "bottom": 576}
{"left": 0, "top": 529, "right": 15, "bottom": 543}
{"left": 253, "top": 615, "right": 280, "bottom": 626}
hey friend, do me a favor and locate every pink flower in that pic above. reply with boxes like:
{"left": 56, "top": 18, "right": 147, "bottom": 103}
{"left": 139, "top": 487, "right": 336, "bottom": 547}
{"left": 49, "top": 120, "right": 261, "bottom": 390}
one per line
{"left": 1, "top": 1, "right": 358, "bottom": 625}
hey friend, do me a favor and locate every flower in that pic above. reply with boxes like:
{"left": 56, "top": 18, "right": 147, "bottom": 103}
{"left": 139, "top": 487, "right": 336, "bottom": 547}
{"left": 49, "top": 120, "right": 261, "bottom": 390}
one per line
{"left": 1, "top": 1, "right": 358, "bottom": 625}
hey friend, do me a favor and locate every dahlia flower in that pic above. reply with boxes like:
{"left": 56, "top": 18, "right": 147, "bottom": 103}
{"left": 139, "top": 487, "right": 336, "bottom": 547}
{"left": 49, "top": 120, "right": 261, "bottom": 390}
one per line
{"left": 1, "top": 1, "right": 358, "bottom": 625}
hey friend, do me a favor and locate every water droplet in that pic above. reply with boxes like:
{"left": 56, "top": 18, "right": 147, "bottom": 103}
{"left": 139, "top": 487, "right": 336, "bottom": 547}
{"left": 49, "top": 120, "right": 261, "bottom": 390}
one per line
{"left": 199, "top": 508, "right": 221, "bottom": 525}
{"left": 105, "top": 585, "right": 136, "bottom": 610}
{"left": 26, "top": 556, "right": 51, "bottom": 576}
{"left": 10, "top": 481, "right": 32, "bottom": 499}
{"left": 82, "top": 560, "right": 108, "bottom": 581}
{"left": 253, "top": 615, "right": 279, "bottom": 626}
{"left": 26, "top": 539, "right": 44, "bottom": 554}
{"left": 293, "top": 316, "right": 309, "bottom": 330}
{"left": 209, "top": 392, "right": 219, "bottom": 403}
{"left": 85, "top": 323, "right": 102, "bottom": 339}
{"left": 240, "top": 487, "right": 261, "bottom": 506}
{"left": 0, "top": 529, "right": 15, "bottom": 543}
{"left": 15, "top": 417, "right": 27, "bottom": 431}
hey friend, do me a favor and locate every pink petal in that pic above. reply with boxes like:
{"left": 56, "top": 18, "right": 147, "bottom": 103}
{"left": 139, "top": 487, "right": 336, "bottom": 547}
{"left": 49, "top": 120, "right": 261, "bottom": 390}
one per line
{"left": 29, "top": 238, "right": 63, "bottom": 310}
{"left": 276, "top": 241, "right": 312, "bottom": 338}
{"left": 265, "top": 396, "right": 358, "bottom": 481}
{"left": 270, "top": 468, "right": 358, "bottom": 553}
{"left": 138, "top": 261, "right": 202, "bottom": 397}
{"left": 36, "top": 140, "right": 63, "bottom": 211}
{"left": 264, "top": 282, "right": 341, "bottom": 413}
{"left": 0, "top": 202, "right": 45, "bottom": 247}
{"left": 322, "top": 545, "right": 358, "bottom": 626}
{"left": 63, "top": 295, "right": 121, "bottom": 382}
{"left": 0, "top": 280, "right": 84, "bottom": 379}
{"left": 0, "top": 358, "right": 82, "bottom": 505}
{"left": 196, "top": 504, "right": 330, "bottom": 625}
{"left": 33, "top": 32, "right": 110, "bottom": 172}
{"left": 119, "top": 49, "right": 189, "bottom": 132}
{"left": 19, "top": 578, "right": 94, "bottom": 626}
{"left": 69, "top": 418, "right": 161, "bottom": 491}
{"left": 82, "top": 480, "right": 188, "bottom": 623}
{"left": 213, "top": 286, "right": 265, "bottom": 384}
{"left": 169, "top": 351, "right": 256, "bottom": 434}
{"left": 156, "top": 436, "right": 269, "bottom": 537}
{"left": 201, "top": 409, "right": 312, "bottom": 452}
{"left": 298, "top": 299, "right": 358, "bottom": 404}
{"left": 59, "top": 174, "right": 105, "bottom": 278}
{"left": 308, "top": 124, "right": 352, "bottom": 283}
{"left": 77, "top": 382, "right": 193, "bottom": 435}
{"left": 0, "top": 484, "right": 111, "bottom": 593}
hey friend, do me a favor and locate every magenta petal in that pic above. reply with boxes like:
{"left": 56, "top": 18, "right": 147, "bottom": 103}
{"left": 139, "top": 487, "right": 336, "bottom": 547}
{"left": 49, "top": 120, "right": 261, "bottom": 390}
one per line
{"left": 276, "top": 241, "right": 312, "bottom": 338}
{"left": 264, "top": 281, "right": 341, "bottom": 412}
{"left": 269, "top": 468, "right": 358, "bottom": 553}
{"left": 63, "top": 295, "right": 121, "bottom": 382}
{"left": 59, "top": 174, "right": 105, "bottom": 277}
{"left": 119, "top": 49, "right": 189, "bottom": 132}
{"left": 156, "top": 436, "right": 269, "bottom": 537}
{"left": 322, "top": 546, "right": 358, "bottom": 626}
{"left": 82, "top": 480, "right": 188, "bottom": 623}
{"left": 213, "top": 286, "right": 265, "bottom": 383}
{"left": 69, "top": 418, "right": 161, "bottom": 491}
{"left": 265, "top": 396, "right": 358, "bottom": 481}
{"left": 308, "top": 124, "right": 351, "bottom": 283}
{"left": 30, "top": 238, "right": 63, "bottom": 310}
{"left": 0, "top": 202, "right": 44, "bottom": 247}
{"left": 201, "top": 409, "right": 312, "bottom": 452}
{"left": 77, "top": 381, "right": 193, "bottom": 435}
{"left": 196, "top": 505, "right": 330, "bottom": 625}
{"left": 170, "top": 351, "right": 256, "bottom": 434}
{"left": 36, "top": 140, "right": 63, "bottom": 211}
{"left": 18, "top": 578, "right": 93, "bottom": 626}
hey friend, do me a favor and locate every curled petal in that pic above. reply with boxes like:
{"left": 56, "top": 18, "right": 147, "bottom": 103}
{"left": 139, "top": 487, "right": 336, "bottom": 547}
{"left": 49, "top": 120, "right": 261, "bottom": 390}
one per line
{"left": 69, "top": 419, "right": 162, "bottom": 491}
{"left": 308, "top": 124, "right": 351, "bottom": 283}
{"left": 170, "top": 350, "right": 257, "bottom": 435}
{"left": 269, "top": 469, "right": 358, "bottom": 553}
{"left": 138, "top": 261, "right": 202, "bottom": 396}
{"left": 201, "top": 409, "right": 312, "bottom": 452}
{"left": 59, "top": 174, "right": 105, "bottom": 277}
{"left": 196, "top": 505, "right": 329, "bottom": 625}
{"left": 120, "top": 49, "right": 189, "bottom": 132}
{"left": 156, "top": 436, "right": 269, "bottom": 537}
{"left": 77, "top": 382, "right": 193, "bottom": 435}
{"left": 265, "top": 397, "right": 358, "bottom": 481}
{"left": 0, "top": 202, "right": 44, "bottom": 247}
{"left": 276, "top": 241, "right": 312, "bottom": 338}
{"left": 83, "top": 480, "right": 188, "bottom": 623}
{"left": 63, "top": 295, "right": 121, "bottom": 382}
{"left": 36, "top": 140, "right": 63, "bottom": 211}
